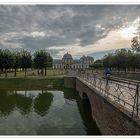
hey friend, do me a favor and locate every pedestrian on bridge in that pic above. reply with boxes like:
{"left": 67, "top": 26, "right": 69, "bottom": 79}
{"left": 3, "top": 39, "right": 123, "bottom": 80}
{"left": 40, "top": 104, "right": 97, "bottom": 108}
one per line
{"left": 104, "top": 68, "right": 111, "bottom": 78}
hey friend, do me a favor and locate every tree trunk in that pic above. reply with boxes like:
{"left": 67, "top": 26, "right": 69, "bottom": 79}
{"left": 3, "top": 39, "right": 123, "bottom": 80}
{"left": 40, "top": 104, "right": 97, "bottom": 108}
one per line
{"left": 14, "top": 68, "right": 17, "bottom": 77}
{"left": 0, "top": 68, "right": 3, "bottom": 77}
{"left": 37, "top": 69, "right": 39, "bottom": 75}
{"left": 25, "top": 68, "right": 27, "bottom": 78}
{"left": 5, "top": 69, "right": 7, "bottom": 78}
{"left": 41, "top": 68, "right": 43, "bottom": 76}
{"left": 45, "top": 67, "right": 47, "bottom": 76}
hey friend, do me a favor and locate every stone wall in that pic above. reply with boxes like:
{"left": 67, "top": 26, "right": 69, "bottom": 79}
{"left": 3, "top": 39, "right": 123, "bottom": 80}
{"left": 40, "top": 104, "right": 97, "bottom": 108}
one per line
{"left": 64, "top": 76, "right": 76, "bottom": 89}
{"left": 76, "top": 78, "right": 140, "bottom": 135}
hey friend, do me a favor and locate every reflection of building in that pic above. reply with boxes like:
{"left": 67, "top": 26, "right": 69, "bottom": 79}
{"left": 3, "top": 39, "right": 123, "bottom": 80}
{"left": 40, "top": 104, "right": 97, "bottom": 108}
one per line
{"left": 53, "top": 52, "right": 94, "bottom": 69}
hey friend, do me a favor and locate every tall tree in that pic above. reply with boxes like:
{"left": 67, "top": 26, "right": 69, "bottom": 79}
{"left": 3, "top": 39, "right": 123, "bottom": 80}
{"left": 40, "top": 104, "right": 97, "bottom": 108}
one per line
{"left": 132, "top": 53, "right": 140, "bottom": 71}
{"left": 34, "top": 50, "right": 53, "bottom": 76}
{"left": 131, "top": 23, "right": 140, "bottom": 52}
{"left": 131, "top": 36, "right": 140, "bottom": 52}
{"left": 89, "top": 59, "right": 103, "bottom": 69}
{"left": 0, "top": 49, "right": 3, "bottom": 76}
{"left": 102, "top": 53, "right": 115, "bottom": 69}
{"left": 13, "top": 52, "right": 22, "bottom": 77}
{"left": 115, "top": 49, "right": 128, "bottom": 72}
{"left": 2, "top": 50, "right": 15, "bottom": 78}
{"left": 20, "top": 50, "right": 32, "bottom": 78}
{"left": 45, "top": 54, "right": 53, "bottom": 76}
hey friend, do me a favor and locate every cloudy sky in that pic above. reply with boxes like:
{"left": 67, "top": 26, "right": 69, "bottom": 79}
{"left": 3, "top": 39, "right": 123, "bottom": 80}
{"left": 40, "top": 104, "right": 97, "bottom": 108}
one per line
{"left": 0, "top": 5, "right": 140, "bottom": 59}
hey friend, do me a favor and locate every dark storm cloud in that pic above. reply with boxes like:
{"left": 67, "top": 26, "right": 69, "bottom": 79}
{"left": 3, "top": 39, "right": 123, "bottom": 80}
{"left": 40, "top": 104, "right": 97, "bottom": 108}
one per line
{"left": 0, "top": 5, "right": 140, "bottom": 56}
{"left": 19, "top": 35, "right": 74, "bottom": 50}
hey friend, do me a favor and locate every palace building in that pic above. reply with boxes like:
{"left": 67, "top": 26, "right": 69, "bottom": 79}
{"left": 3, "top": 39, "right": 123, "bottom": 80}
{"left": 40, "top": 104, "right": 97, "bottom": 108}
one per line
{"left": 53, "top": 52, "right": 94, "bottom": 69}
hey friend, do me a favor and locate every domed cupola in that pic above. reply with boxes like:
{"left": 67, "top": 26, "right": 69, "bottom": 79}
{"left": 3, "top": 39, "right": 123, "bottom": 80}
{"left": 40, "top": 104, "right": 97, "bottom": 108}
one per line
{"left": 62, "top": 52, "right": 73, "bottom": 60}
{"left": 62, "top": 52, "right": 73, "bottom": 69}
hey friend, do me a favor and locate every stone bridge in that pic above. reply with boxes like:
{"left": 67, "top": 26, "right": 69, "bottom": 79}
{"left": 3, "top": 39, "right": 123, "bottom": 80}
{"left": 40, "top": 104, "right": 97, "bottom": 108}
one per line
{"left": 64, "top": 73, "right": 140, "bottom": 135}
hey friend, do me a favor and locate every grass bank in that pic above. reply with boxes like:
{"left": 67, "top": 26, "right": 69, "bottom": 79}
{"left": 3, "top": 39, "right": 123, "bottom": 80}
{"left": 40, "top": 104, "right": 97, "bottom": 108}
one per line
{"left": 113, "top": 74, "right": 140, "bottom": 81}
{"left": 0, "top": 77, "right": 64, "bottom": 90}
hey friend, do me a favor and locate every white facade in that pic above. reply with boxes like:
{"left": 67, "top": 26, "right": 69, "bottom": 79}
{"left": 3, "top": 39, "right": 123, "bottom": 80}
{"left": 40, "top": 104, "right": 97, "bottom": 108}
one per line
{"left": 53, "top": 53, "right": 94, "bottom": 69}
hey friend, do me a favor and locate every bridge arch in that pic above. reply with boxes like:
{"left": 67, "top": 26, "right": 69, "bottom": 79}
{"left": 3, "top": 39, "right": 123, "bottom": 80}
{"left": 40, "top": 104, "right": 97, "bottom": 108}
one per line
{"left": 82, "top": 92, "right": 89, "bottom": 100}
{"left": 64, "top": 76, "right": 140, "bottom": 134}
{"left": 81, "top": 92, "right": 94, "bottom": 119}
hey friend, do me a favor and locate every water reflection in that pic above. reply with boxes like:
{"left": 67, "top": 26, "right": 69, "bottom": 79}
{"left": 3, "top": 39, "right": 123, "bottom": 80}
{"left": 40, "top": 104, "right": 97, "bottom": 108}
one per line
{"left": 0, "top": 91, "right": 15, "bottom": 116}
{"left": 76, "top": 94, "right": 101, "bottom": 134}
{"left": 15, "top": 91, "right": 32, "bottom": 115}
{"left": 34, "top": 91, "right": 53, "bottom": 116}
{"left": 0, "top": 89, "right": 100, "bottom": 135}
{"left": 63, "top": 88, "right": 76, "bottom": 100}
{"left": 0, "top": 90, "right": 53, "bottom": 116}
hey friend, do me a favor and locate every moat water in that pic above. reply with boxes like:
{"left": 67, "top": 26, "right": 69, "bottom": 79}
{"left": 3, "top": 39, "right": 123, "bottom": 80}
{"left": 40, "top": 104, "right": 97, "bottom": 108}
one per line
{"left": 0, "top": 88, "right": 101, "bottom": 135}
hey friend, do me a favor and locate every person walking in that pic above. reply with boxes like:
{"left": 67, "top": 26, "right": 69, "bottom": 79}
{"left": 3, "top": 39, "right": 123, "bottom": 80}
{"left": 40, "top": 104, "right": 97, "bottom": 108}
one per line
{"left": 104, "top": 68, "right": 111, "bottom": 78}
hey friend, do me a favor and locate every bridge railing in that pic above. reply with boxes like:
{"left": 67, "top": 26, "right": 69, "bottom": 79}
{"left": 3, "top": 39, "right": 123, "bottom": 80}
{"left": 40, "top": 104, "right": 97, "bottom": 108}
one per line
{"left": 77, "top": 72, "right": 140, "bottom": 121}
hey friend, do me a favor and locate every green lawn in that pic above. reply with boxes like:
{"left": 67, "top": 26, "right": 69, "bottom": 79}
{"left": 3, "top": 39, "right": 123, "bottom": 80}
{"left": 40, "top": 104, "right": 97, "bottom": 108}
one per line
{"left": 0, "top": 69, "right": 65, "bottom": 78}
{"left": 0, "top": 69, "right": 65, "bottom": 90}
{"left": 113, "top": 74, "right": 140, "bottom": 81}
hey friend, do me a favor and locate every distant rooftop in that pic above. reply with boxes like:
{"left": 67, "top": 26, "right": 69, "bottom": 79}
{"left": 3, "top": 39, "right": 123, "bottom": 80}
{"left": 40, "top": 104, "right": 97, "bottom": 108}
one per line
{"left": 53, "top": 59, "right": 62, "bottom": 64}
{"left": 62, "top": 52, "right": 73, "bottom": 60}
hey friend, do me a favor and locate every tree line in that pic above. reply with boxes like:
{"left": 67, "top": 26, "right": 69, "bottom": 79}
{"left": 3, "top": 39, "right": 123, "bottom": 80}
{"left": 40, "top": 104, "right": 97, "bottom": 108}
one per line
{"left": 102, "top": 49, "right": 140, "bottom": 72}
{"left": 90, "top": 34, "right": 140, "bottom": 72}
{"left": 0, "top": 49, "right": 53, "bottom": 78}
{"left": 90, "top": 49, "right": 140, "bottom": 72}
